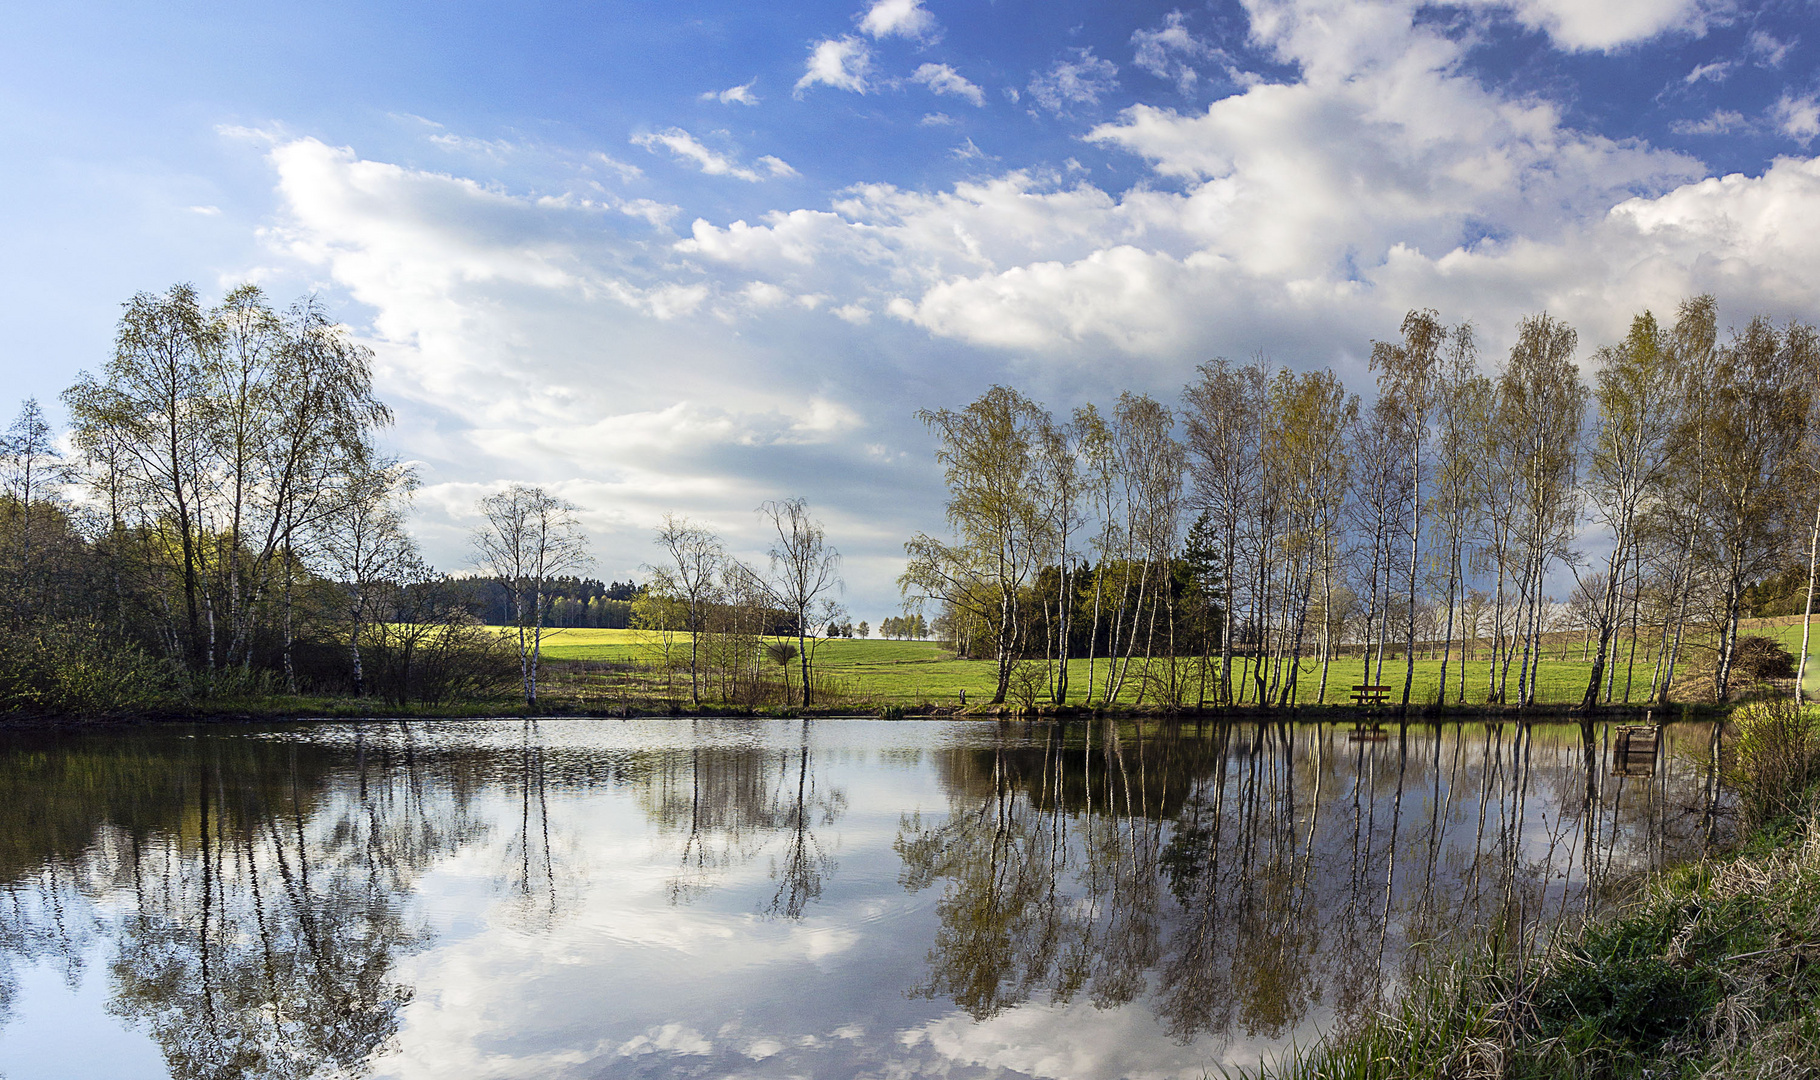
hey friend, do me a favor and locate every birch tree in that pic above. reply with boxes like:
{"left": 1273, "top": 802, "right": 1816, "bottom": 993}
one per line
{"left": 1033, "top": 414, "right": 1087, "bottom": 704}
{"left": 1580, "top": 311, "right": 1675, "bottom": 706}
{"left": 311, "top": 459, "right": 420, "bottom": 696}
{"left": 1182, "top": 360, "right": 1267, "bottom": 705}
{"left": 1691, "top": 316, "right": 1815, "bottom": 699}
{"left": 1496, "top": 313, "right": 1587, "bottom": 706}
{"left": 903, "top": 387, "right": 1048, "bottom": 706}
{"left": 650, "top": 515, "right": 725, "bottom": 707}
{"left": 1370, "top": 309, "right": 1444, "bottom": 705}
{"left": 1429, "top": 325, "right": 1488, "bottom": 704}
{"left": 471, "top": 485, "right": 591, "bottom": 706}
{"left": 761, "top": 498, "right": 844, "bottom": 707}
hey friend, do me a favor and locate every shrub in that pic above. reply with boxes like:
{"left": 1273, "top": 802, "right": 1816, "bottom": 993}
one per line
{"left": 1726, "top": 699, "right": 1820, "bottom": 830}
{"left": 0, "top": 622, "right": 176, "bottom": 715}
{"left": 1732, "top": 634, "right": 1796, "bottom": 683}
{"left": 364, "top": 618, "right": 518, "bottom": 704}
{"left": 1007, "top": 659, "right": 1047, "bottom": 712}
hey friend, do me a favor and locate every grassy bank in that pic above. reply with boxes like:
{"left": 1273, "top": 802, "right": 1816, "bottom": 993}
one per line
{"left": 14, "top": 613, "right": 1818, "bottom": 721}
{"left": 1255, "top": 701, "right": 1820, "bottom": 1080}
{"left": 524, "top": 617, "right": 1820, "bottom": 711}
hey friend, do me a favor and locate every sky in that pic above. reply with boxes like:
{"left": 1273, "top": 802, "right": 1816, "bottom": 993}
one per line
{"left": 3, "top": 0, "right": 1819, "bottom": 621}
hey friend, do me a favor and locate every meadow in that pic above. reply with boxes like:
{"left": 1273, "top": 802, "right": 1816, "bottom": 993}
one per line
{"left": 521, "top": 616, "right": 1820, "bottom": 710}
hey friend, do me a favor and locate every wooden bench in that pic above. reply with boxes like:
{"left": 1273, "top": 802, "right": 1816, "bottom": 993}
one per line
{"left": 1350, "top": 684, "right": 1392, "bottom": 706}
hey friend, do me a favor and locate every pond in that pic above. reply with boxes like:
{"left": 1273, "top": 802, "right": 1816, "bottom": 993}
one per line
{"left": 0, "top": 716, "right": 1724, "bottom": 1080}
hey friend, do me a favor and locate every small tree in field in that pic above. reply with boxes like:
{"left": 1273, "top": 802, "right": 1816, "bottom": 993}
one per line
{"left": 649, "top": 515, "right": 724, "bottom": 707}
{"left": 760, "top": 498, "right": 843, "bottom": 706}
{"left": 471, "top": 484, "right": 590, "bottom": 706}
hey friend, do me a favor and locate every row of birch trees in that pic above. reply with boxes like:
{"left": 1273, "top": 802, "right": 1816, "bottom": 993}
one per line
{"left": 3, "top": 283, "right": 533, "bottom": 710}
{"left": 903, "top": 296, "right": 1820, "bottom": 708}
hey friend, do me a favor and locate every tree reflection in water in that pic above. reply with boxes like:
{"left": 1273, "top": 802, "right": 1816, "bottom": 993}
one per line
{"left": 0, "top": 724, "right": 484, "bottom": 1080}
{"left": 898, "top": 717, "right": 1721, "bottom": 1050}
{"left": 0, "top": 717, "right": 1720, "bottom": 1078}
{"left": 637, "top": 718, "right": 848, "bottom": 916}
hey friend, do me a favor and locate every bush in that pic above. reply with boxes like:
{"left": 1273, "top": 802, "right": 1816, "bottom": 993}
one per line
{"left": 0, "top": 622, "right": 177, "bottom": 715}
{"left": 1007, "top": 659, "right": 1047, "bottom": 712}
{"left": 364, "top": 618, "right": 518, "bottom": 705}
{"left": 1727, "top": 699, "right": 1820, "bottom": 830}
{"left": 1732, "top": 634, "right": 1797, "bottom": 683}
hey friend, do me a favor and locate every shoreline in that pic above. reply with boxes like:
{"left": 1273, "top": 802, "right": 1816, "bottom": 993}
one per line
{"left": 0, "top": 699, "right": 1728, "bottom": 728}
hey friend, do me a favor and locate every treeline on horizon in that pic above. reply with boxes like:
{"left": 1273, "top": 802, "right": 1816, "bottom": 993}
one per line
{"left": 5, "top": 282, "right": 1819, "bottom": 716}
{"left": 456, "top": 576, "right": 643, "bottom": 628}
{"left": 902, "top": 296, "right": 1820, "bottom": 709}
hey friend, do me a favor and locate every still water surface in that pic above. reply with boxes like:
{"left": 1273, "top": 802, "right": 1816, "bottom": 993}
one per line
{"left": 0, "top": 717, "right": 1724, "bottom": 1079}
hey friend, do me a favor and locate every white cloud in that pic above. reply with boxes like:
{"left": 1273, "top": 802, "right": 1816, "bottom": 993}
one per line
{"left": 910, "top": 63, "right": 984, "bottom": 106}
{"left": 1133, "top": 11, "right": 1214, "bottom": 94}
{"left": 427, "top": 132, "right": 517, "bottom": 160}
{"left": 1774, "top": 94, "right": 1820, "bottom": 143}
{"left": 630, "top": 128, "right": 793, "bottom": 182}
{"left": 702, "top": 80, "right": 759, "bottom": 105}
{"left": 616, "top": 1024, "right": 713, "bottom": 1058}
{"left": 1452, "top": 0, "right": 1719, "bottom": 52}
{"left": 950, "top": 138, "right": 991, "bottom": 162}
{"left": 591, "top": 152, "right": 644, "bottom": 182}
{"left": 796, "top": 36, "right": 872, "bottom": 95}
{"left": 1748, "top": 29, "right": 1794, "bottom": 68}
{"left": 858, "top": 0, "right": 937, "bottom": 40}
{"left": 918, "top": 112, "right": 958, "bottom": 127}
{"left": 187, "top": 204, "right": 223, "bottom": 216}
{"left": 1028, "top": 49, "right": 1119, "bottom": 114}
{"left": 1669, "top": 108, "right": 1746, "bottom": 135}
{"left": 1682, "top": 60, "right": 1729, "bottom": 84}
{"left": 240, "top": 0, "right": 1820, "bottom": 610}
{"left": 756, "top": 155, "right": 798, "bottom": 178}
{"left": 617, "top": 199, "right": 680, "bottom": 228}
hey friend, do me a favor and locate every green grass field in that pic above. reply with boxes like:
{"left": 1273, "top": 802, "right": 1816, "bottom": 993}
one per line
{"left": 511, "top": 616, "right": 1820, "bottom": 708}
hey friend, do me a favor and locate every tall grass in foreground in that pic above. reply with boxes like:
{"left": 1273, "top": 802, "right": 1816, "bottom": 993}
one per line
{"left": 1244, "top": 705, "right": 1820, "bottom": 1080}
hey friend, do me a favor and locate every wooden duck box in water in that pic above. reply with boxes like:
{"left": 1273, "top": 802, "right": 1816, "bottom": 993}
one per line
{"left": 1613, "top": 724, "right": 1659, "bottom": 777}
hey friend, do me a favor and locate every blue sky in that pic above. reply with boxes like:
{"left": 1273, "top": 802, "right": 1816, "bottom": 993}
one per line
{"left": 4, "top": 0, "right": 1819, "bottom": 618}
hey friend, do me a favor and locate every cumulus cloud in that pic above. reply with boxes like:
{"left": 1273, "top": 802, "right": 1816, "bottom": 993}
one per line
{"left": 241, "top": 0, "right": 1820, "bottom": 609}
{"left": 702, "top": 80, "right": 759, "bottom": 105}
{"left": 1132, "top": 11, "right": 1214, "bottom": 94}
{"left": 1028, "top": 49, "right": 1119, "bottom": 114}
{"left": 858, "top": 0, "right": 937, "bottom": 40}
{"left": 631, "top": 128, "right": 793, "bottom": 182}
{"left": 1453, "top": 0, "right": 1719, "bottom": 52}
{"left": 1774, "top": 94, "right": 1820, "bottom": 143}
{"left": 910, "top": 63, "right": 984, "bottom": 106}
{"left": 796, "top": 36, "right": 872, "bottom": 95}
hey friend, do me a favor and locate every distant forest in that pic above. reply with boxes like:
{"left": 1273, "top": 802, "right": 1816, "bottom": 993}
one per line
{"left": 453, "top": 576, "right": 642, "bottom": 628}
